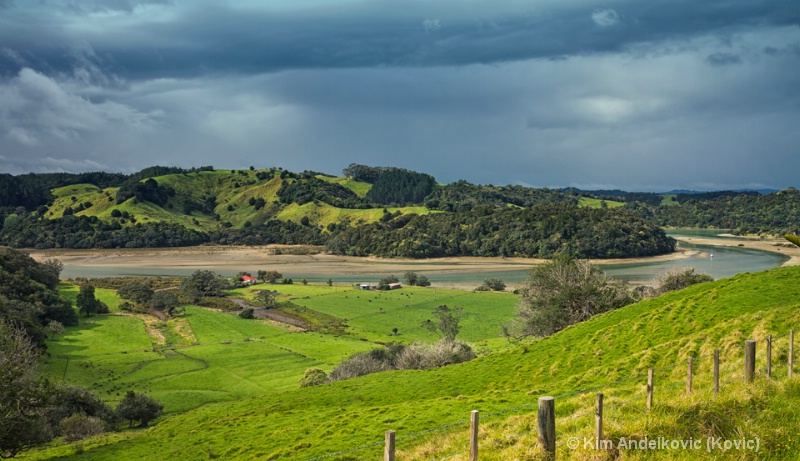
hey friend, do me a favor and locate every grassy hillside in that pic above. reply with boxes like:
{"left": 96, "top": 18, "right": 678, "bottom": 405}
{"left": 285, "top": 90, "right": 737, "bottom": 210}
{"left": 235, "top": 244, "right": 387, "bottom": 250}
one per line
{"left": 25, "top": 266, "right": 800, "bottom": 460}
{"left": 42, "top": 170, "right": 432, "bottom": 231}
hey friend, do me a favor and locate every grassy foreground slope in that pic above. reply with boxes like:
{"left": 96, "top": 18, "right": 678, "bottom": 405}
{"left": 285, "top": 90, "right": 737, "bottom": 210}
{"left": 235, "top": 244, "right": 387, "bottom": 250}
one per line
{"left": 27, "top": 266, "right": 800, "bottom": 460}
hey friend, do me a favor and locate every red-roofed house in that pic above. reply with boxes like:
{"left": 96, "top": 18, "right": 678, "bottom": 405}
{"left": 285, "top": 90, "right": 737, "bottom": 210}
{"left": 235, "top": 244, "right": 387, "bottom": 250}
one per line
{"left": 241, "top": 275, "right": 257, "bottom": 286}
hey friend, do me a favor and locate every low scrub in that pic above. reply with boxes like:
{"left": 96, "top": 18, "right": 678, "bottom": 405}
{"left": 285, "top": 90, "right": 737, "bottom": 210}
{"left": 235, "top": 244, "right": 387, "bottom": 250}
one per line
{"left": 327, "top": 339, "right": 475, "bottom": 383}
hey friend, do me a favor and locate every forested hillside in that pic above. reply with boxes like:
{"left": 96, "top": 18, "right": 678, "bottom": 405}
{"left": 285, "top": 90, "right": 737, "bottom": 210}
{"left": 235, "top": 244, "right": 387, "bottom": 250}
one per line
{"left": 4, "top": 163, "right": 789, "bottom": 256}
{"left": 325, "top": 205, "right": 675, "bottom": 258}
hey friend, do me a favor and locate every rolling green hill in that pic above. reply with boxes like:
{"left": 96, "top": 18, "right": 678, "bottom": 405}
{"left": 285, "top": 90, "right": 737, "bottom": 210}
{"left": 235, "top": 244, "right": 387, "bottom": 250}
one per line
{"left": 24, "top": 266, "right": 800, "bottom": 460}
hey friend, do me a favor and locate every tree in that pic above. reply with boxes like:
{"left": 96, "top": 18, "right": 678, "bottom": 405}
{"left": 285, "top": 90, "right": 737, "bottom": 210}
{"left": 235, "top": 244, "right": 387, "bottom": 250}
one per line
{"left": 477, "top": 278, "right": 506, "bottom": 291}
{"left": 416, "top": 275, "right": 431, "bottom": 287}
{"left": 259, "top": 270, "right": 282, "bottom": 284}
{"left": 149, "top": 291, "right": 180, "bottom": 316}
{"left": 45, "top": 320, "right": 64, "bottom": 340}
{"left": 117, "top": 282, "right": 154, "bottom": 305}
{"left": 378, "top": 275, "right": 399, "bottom": 290}
{"left": 403, "top": 271, "right": 419, "bottom": 286}
{"left": 653, "top": 267, "right": 713, "bottom": 295}
{"left": 181, "top": 270, "right": 228, "bottom": 301}
{"left": 238, "top": 308, "right": 254, "bottom": 319}
{"left": 785, "top": 234, "right": 800, "bottom": 248}
{"left": 506, "top": 255, "right": 635, "bottom": 339}
{"left": 115, "top": 391, "right": 163, "bottom": 428}
{"left": 421, "top": 305, "right": 464, "bottom": 341}
{"left": 257, "top": 290, "right": 278, "bottom": 308}
{"left": 76, "top": 285, "right": 103, "bottom": 317}
{"left": 0, "top": 322, "right": 53, "bottom": 457}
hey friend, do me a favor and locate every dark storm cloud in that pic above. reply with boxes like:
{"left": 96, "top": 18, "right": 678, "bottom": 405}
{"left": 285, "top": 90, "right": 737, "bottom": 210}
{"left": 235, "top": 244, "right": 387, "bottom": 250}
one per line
{"left": 0, "top": 0, "right": 797, "bottom": 80}
{"left": 0, "top": 0, "right": 798, "bottom": 191}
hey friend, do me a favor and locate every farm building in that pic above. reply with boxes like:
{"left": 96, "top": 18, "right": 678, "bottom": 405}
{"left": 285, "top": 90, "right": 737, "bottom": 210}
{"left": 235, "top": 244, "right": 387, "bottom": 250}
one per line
{"left": 241, "top": 275, "right": 257, "bottom": 286}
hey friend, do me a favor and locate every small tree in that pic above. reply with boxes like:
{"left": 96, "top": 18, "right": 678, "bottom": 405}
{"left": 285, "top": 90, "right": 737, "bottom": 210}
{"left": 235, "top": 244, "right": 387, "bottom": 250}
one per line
{"left": 477, "top": 278, "right": 506, "bottom": 292}
{"left": 378, "top": 275, "right": 399, "bottom": 290}
{"left": 117, "top": 282, "right": 154, "bottom": 305}
{"left": 116, "top": 391, "right": 163, "bottom": 428}
{"left": 181, "top": 270, "right": 229, "bottom": 301}
{"left": 505, "top": 255, "right": 634, "bottom": 339}
{"left": 421, "top": 305, "right": 463, "bottom": 341}
{"left": 260, "top": 270, "right": 283, "bottom": 284}
{"left": 415, "top": 275, "right": 431, "bottom": 287}
{"left": 257, "top": 290, "right": 278, "bottom": 308}
{"left": 403, "top": 271, "right": 419, "bottom": 286}
{"left": 46, "top": 320, "right": 64, "bottom": 340}
{"left": 149, "top": 291, "right": 180, "bottom": 316}
{"left": 76, "top": 285, "right": 102, "bottom": 317}
{"left": 238, "top": 308, "right": 255, "bottom": 319}
{"left": 327, "top": 278, "right": 333, "bottom": 286}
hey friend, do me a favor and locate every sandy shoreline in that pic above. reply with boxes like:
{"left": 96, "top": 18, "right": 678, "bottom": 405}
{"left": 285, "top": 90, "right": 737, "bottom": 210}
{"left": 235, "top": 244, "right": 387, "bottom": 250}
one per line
{"left": 22, "top": 236, "right": 796, "bottom": 290}
{"left": 25, "top": 244, "right": 700, "bottom": 276}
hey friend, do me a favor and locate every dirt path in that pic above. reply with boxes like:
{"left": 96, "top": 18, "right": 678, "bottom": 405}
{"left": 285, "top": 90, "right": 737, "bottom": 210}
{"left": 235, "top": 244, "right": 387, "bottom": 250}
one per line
{"left": 230, "top": 298, "right": 311, "bottom": 331}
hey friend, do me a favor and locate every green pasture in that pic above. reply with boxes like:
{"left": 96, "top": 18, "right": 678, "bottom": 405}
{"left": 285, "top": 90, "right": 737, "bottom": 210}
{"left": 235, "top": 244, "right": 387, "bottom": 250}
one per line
{"left": 25, "top": 265, "right": 800, "bottom": 460}
{"left": 578, "top": 196, "right": 625, "bottom": 208}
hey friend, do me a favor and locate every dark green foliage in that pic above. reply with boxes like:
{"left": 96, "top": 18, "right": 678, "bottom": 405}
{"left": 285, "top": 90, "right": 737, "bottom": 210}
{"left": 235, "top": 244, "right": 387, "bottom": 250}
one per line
{"left": 48, "top": 386, "right": 116, "bottom": 436}
{"left": 181, "top": 270, "right": 229, "bottom": 300}
{"left": 506, "top": 255, "right": 636, "bottom": 338}
{"left": 58, "top": 413, "right": 106, "bottom": 442}
{"left": 76, "top": 284, "right": 107, "bottom": 316}
{"left": 116, "top": 178, "right": 175, "bottom": 206}
{"left": 0, "top": 248, "right": 76, "bottom": 346}
{"left": 149, "top": 290, "right": 180, "bottom": 316}
{"left": 259, "top": 270, "right": 282, "bottom": 283}
{"left": 116, "top": 391, "right": 164, "bottom": 428}
{"left": 477, "top": 278, "right": 506, "bottom": 292}
{"left": 238, "top": 308, "right": 255, "bottom": 319}
{"left": 0, "top": 322, "right": 53, "bottom": 457}
{"left": 277, "top": 175, "right": 369, "bottom": 208}
{"left": 784, "top": 234, "right": 800, "bottom": 248}
{"left": 643, "top": 189, "right": 800, "bottom": 235}
{"left": 425, "top": 180, "right": 579, "bottom": 211}
{"left": 342, "top": 164, "right": 384, "bottom": 183}
{"left": 365, "top": 168, "right": 435, "bottom": 205}
{"left": 654, "top": 267, "right": 714, "bottom": 295}
{"left": 326, "top": 205, "right": 675, "bottom": 259}
{"left": 298, "top": 368, "right": 327, "bottom": 388}
{"left": 377, "top": 275, "right": 399, "bottom": 290}
{"left": 117, "top": 282, "right": 155, "bottom": 305}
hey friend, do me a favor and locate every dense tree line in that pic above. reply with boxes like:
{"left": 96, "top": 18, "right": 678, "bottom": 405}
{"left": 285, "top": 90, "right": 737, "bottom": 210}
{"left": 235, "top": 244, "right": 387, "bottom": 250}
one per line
{"left": 0, "top": 212, "right": 326, "bottom": 249}
{"left": 640, "top": 188, "right": 800, "bottom": 235}
{"left": 425, "top": 181, "right": 579, "bottom": 211}
{"left": 364, "top": 168, "right": 436, "bottom": 205}
{"left": 326, "top": 205, "right": 675, "bottom": 259}
{"left": 277, "top": 175, "right": 371, "bottom": 209}
{"left": 115, "top": 178, "right": 176, "bottom": 205}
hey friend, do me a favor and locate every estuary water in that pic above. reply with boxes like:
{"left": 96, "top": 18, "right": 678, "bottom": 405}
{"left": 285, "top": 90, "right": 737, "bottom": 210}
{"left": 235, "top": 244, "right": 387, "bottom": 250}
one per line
{"left": 55, "top": 229, "right": 789, "bottom": 287}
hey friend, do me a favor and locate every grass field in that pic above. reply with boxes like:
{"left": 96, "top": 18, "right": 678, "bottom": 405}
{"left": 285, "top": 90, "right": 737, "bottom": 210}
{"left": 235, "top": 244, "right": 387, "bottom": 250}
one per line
{"left": 26, "top": 265, "right": 800, "bottom": 460}
{"left": 577, "top": 196, "right": 625, "bottom": 208}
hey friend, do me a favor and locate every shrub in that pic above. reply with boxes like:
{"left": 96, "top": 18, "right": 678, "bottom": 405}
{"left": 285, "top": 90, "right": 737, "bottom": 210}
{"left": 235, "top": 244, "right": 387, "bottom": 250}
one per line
{"left": 238, "top": 308, "right": 254, "bottom": 319}
{"left": 654, "top": 267, "right": 714, "bottom": 295}
{"left": 299, "top": 368, "right": 327, "bottom": 388}
{"left": 327, "top": 352, "right": 393, "bottom": 382}
{"left": 478, "top": 278, "right": 506, "bottom": 291}
{"left": 116, "top": 391, "right": 163, "bottom": 428}
{"left": 395, "top": 339, "right": 475, "bottom": 370}
{"left": 58, "top": 413, "right": 106, "bottom": 442}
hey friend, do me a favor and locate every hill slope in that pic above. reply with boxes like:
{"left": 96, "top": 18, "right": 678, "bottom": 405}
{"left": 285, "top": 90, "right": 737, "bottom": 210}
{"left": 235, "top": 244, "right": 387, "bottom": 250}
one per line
{"left": 25, "top": 265, "right": 800, "bottom": 460}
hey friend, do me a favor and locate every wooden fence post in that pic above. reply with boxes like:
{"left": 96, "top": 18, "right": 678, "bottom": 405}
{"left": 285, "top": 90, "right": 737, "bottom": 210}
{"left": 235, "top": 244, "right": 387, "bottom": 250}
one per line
{"left": 790, "top": 330, "right": 795, "bottom": 378}
{"left": 595, "top": 393, "right": 604, "bottom": 450}
{"left": 537, "top": 396, "right": 556, "bottom": 460}
{"left": 384, "top": 430, "right": 395, "bottom": 461}
{"left": 687, "top": 357, "right": 693, "bottom": 395}
{"left": 744, "top": 340, "right": 756, "bottom": 383}
{"left": 767, "top": 335, "right": 772, "bottom": 378}
{"left": 713, "top": 349, "right": 720, "bottom": 395}
{"left": 646, "top": 368, "right": 654, "bottom": 411}
{"left": 469, "top": 410, "right": 479, "bottom": 461}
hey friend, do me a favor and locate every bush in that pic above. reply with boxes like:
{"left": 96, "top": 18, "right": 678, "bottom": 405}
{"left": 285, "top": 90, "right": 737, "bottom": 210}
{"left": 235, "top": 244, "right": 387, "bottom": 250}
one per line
{"left": 654, "top": 267, "right": 714, "bottom": 295}
{"left": 395, "top": 339, "right": 475, "bottom": 370}
{"left": 299, "top": 368, "right": 327, "bottom": 388}
{"left": 327, "top": 352, "right": 393, "bottom": 382}
{"left": 238, "top": 308, "right": 254, "bottom": 319}
{"left": 116, "top": 391, "right": 163, "bottom": 428}
{"left": 477, "top": 278, "right": 505, "bottom": 291}
{"left": 58, "top": 413, "right": 106, "bottom": 442}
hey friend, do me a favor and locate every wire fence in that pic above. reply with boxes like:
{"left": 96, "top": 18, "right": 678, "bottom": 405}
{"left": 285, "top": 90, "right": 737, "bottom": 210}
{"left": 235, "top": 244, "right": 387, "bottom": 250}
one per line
{"left": 303, "top": 328, "right": 796, "bottom": 461}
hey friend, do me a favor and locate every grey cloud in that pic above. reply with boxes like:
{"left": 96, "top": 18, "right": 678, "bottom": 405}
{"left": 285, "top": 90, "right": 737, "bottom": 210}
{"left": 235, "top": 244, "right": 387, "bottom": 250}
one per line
{"left": 706, "top": 52, "right": 741, "bottom": 66}
{"left": 0, "top": 0, "right": 797, "bottom": 80}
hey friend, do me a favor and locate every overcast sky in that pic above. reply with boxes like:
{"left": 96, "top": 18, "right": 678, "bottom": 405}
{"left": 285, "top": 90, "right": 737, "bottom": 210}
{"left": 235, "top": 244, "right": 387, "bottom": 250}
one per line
{"left": 0, "top": 0, "right": 798, "bottom": 191}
